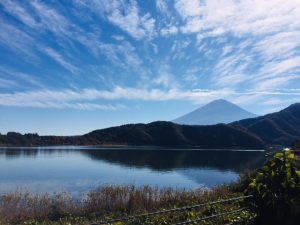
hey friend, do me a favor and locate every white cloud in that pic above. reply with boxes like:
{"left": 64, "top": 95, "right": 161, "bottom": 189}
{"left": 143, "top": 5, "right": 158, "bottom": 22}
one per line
{"left": 0, "top": 0, "right": 70, "bottom": 38}
{"left": 155, "top": 0, "right": 169, "bottom": 14}
{"left": 0, "top": 0, "right": 37, "bottom": 28}
{"left": 0, "top": 87, "right": 230, "bottom": 108}
{"left": 75, "top": 0, "right": 157, "bottom": 40}
{"left": 43, "top": 47, "right": 79, "bottom": 74}
{"left": 2, "top": 101, "right": 123, "bottom": 111}
{"left": 0, "top": 20, "right": 37, "bottom": 61}
{"left": 154, "top": 72, "right": 177, "bottom": 88}
{"left": 254, "top": 31, "right": 300, "bottom": 60}
{"left": 0, "top": 1, "right": 100, "bottom": 63}
{"left": 211, "top": 51, "right": 252, "bottom": 87}
{"left": 111, "top": 35, "right": 125, "bottom": 41}
{"left": 160, "top": 25, "right": 178, "bottom": 36}
{"left": 30, "top": 1, "right": 72, "bottom": 38}
{"left": 171, "top": 40, "right": 191, "bottom": 53}
{"left": 254, "top": 75, "right": 299, "bottom": 91}
{"left": 1, "top": 86, "right": 300, "bottom": 110}
{"left": 31, "top": 0, "right": 114, "bottom": 58}
{"left": 201, "top": 0, "right": 300, "bottom": 91}
{"left": 0, "top": 78, "right": 17, "bottom": 88}
{"left": 257, "top": 56, "right": 300, "bottom": 80}
{"left": 221, "top": 45, "right": 233, "bottom": 56}
{"left": 0, "top": 66, "right": 43, "bottom": 89}
{"left": 182, "top": 67, "right": 200, "bottom": 85}
{"left": 215, "top": 73, "right": 249, "bottom": 87}
{"left": 1, "top": 0, "right": 300, "bottom": 114}
{"left": 180, "top": 17, "right": 201, "bottom": 33}
{"left": 212, "top": 50, "right": 300, "bottom": 91}
{"left": 231, "top": 89, "right": 300, "bottom": 111}
{"left": 262, "top": 97, "right": 300, "bottom": 108}
{"left": 175, "top": 0, "right": 202, "bottom": 33}
{"left": 105, "top": 1, "right": 156, "bottom": 39}
{"left": 174, "top": 0, "right": 300, "bottom": 37}
{"left": 201, "top": 0, "right": 300, "bottom": 36}
{"left": 0, "top": 89, "right": 125, "bottom": 110}
{"left": 152, "top": 65, "right": 179, "bottom": 88}
{"left": 97, "top": 41, "right": 142, "bottom": 70}
{"left": 175, "top": 0, "right": 201, "bottom": 18}
{"left": 183, "top": 73, "right": 198, "bottom": 82}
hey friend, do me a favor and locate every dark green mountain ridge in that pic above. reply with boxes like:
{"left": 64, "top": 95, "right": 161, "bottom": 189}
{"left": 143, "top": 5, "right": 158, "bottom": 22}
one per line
{"left": 231, "top": 103, "right": 300, "bottom": 145}
{"left": 0, "top": 103, "right": 299, "bottom": 149}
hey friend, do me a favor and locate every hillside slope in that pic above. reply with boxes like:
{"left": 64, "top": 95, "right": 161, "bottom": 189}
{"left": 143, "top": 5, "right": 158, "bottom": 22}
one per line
{"left": 83, "top": 121, "right": 264, "bottom": 149}
{"left": 232, "top": 103, "right": 300, "bottom": 145}
{"left": 0, "top": 122, "right": 264, "bottom": 149}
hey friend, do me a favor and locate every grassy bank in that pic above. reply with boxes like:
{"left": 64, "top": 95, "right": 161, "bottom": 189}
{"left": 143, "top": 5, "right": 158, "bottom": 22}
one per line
{"left": 0, "top": 185, "right": 253, "bottom": 225}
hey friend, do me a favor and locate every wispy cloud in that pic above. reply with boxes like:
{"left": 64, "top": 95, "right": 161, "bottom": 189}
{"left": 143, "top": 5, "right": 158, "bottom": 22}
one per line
{"left": 0, "top": 78, "right": 17, "bottom": 88}
{"left": 160, "top": 25, "right": 178, "bottom": 36}
{"left": 98, "top": 40, "right": 142, "bottom": 70}
{"left": 182, "top": 67, "right": 200, "bottom": 84}
{"left": 1, "top": 87, "right": 300, "bottom": 110}
{"left": 79, "top": 0, "right": 157, "bottom": 40}
{"left": 175, "top": 0, "right": 202, "bottom": 33}
{"left": 0, "top": 66, "right": 43, "bottom": 89}
{"left": 258, "top": 57, "right": 300, "bottom": 78}
{"left": 29, "top": 1, "right": 73, "bottom": 40}
{"left": 0, "top": 87, "right": 229, "bottom": 109}
{"left": 1, "top": 0, "right": 300, "bottom": 116}
{"left": 0, "top": 1, "right": 103, "bottom": 62}
{"left": 0, "top": 89, "right": 127, "bottom": 110}
{"left": 253, "top": 75, "right": 299, "bottom": 91}
{"left": 0, "top": 0, "right": 37, "bottom": 28}
{"left": 0, "top": 20, "right": 37, "bottom": 61}
{"left": 197, "top": 0, "right": 299, "bottom": 37}
{"left": 107, "top": 2, "right": 156, "bottom": 40}
{"left": 175, "top": 0, "right": 201, "bottom": 18}
{"left": 43, "top": 47, "right": 79, "bottom": 74}
{"left": 253, "top": 31, "right": 300, "bottom": 61}
{"left": 200, "top": 0, "right": 300, "bottom": 91}
{"left": 153, "top": 65, "right": 179, "bottom": 88}
{"left": 155, "top": 0, "right": 169, "bottom": 15}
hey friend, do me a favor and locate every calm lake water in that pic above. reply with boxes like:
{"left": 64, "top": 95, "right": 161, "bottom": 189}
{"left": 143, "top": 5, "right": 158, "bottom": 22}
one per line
{"left": 0, "top": 147, "right": 266, "bottom": 194}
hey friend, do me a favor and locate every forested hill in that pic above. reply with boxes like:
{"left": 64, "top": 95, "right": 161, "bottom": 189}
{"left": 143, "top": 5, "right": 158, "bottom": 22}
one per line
{"left": 0, "top": 122, "right": 264, "bottom": 149}
{"left": 231, "top": 103, "right": 300, "bottom": 146}
{"left": 0, "top": 103, "right": 299, "bottom": 149}
{"left": 83, "top": 122, "right": 264, "bottom": 149}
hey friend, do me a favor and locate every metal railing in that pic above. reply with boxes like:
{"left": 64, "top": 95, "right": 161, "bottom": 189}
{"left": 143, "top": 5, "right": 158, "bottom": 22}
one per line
{"left": 91, "top": 195, "right": 252, "bottom": 225}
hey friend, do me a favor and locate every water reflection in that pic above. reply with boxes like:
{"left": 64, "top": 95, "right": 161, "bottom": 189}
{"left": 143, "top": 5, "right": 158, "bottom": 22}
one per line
{"left": 82, "top": 149, "right": 265, "bottom": 172}
{"left": 0, "top": 147, "right": 265, "bottom": 194}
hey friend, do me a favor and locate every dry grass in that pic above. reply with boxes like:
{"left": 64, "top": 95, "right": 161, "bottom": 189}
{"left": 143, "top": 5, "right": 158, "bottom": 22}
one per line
{"left": 0, "top": 185, "right": 234, "bottom": 225}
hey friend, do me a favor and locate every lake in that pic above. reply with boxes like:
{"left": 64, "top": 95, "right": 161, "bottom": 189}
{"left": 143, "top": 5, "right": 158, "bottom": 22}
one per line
{"left": 0, "top": 147, "right": 266, "bottom": 195}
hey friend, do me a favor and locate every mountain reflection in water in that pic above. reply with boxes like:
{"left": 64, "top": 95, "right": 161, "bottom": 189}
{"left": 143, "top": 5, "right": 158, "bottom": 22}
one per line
{"left": 0, "top": 147, "right": 265, "bottom": 194}
{"left": 82, "top": 149, "right": 265, "bottom": 172}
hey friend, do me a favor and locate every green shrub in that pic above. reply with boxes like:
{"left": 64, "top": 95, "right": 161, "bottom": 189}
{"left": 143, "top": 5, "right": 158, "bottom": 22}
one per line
{"left": 246, "top": 150, "right": 300, "bottom": 225}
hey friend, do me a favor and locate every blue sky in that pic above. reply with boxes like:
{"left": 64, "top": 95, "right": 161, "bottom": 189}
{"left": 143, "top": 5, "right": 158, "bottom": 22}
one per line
{"left": 0, "top": 0, "right": 300, "bottom": 135}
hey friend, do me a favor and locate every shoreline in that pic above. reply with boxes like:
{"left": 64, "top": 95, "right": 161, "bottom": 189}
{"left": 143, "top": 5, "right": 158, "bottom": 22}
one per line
{"left": 0, "top": 145, "right": 266, "bottom": 151}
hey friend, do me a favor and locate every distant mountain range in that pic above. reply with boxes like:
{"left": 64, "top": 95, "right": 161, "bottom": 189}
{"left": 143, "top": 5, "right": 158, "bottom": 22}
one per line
{"left": 0, "top": 102, "right": 299, "bottom": 149}
{"left": 82, "top": 122, "right": 264, "bottom": 149}
{"left": 173, "top": 99, "right": 257, "bottom": 125}
{"left": 231, "top": 103, "right": 300, "bottom": 145}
